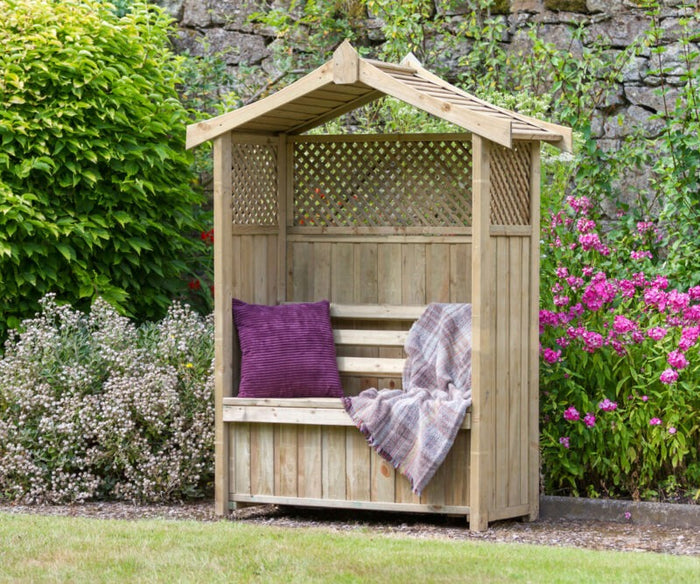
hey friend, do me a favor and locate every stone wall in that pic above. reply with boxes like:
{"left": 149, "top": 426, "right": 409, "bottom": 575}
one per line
{"left": 159, "top": 0, "right": 697, "bottom": 149}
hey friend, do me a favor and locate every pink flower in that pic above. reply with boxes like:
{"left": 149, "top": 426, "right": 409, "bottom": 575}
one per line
{"left": 682, "top": 305, "right": 700, "bottom": 323}
{"left": 554, "top": 295, "right": 570, "bottom": 307}
{"left": 598, "top": 398, "right": 618, "bottom": 412}
{"left": 641, "top": 395, "right": 649, "bottom": 402}
{"left": 619, "top": 279, "right": 636, "bottom": 298}
{"left": 667, "top": 350, "right": 689, "bottom": 370}
{"left": 649, "top": 417, "right": 662, "bottom": 426}
{"left": 556, "top": 266, "right": 569, "bottom": 278}
{"left": 630, "top": 250, "right": 653, "bottom": 260}
{"left": 637, "top": 221, "right": 654, "bottom": 235}
{"left": 624, "top": 511, "right": 632, "bottom": 520}
{"left": 647, "top": 327, "right": 667, "bottom": 341}
{"left": 576, "top": 218, "right": 596, "bottom": 233}
{"left": 579, "top": 232, "right": 601, "bottom": 251}
{"left": 582, "top": 331, "right": 604, "bottom": 351}
{"left": 542, "top": 347, "right": 562, "bottom": 364}
{"left": 583, "top": 413, "right": 596, "bottom": 428}
{"left": 660, "top": 368, "right": 679, "bottom": 384}
{"left": 667, "top": 290, "right": 690, "bottom": 313}
{"left": 652, "top": 275, "right": 669, "bottom": 290}
{"left": 539, "top": 310, "right": 559, "bottom": 327}
{"left": 558, "top": 436, "right": 570, "bottom": 448}
{"left": 689, "top": 285, "right": 700, "bottom": 300}
{"left": 566, "top": 276, "right": 584, "bottom": 289}
{"left": 582, "top": 266, "right": 594, "bottom": 277}
{"left": 668, "top": 427, "right": 677, "bottom": 435}
{"left": 563, "top": 406, "right": 580, "bottom": 422}
{"left": 567, "top": 196, "right": 592, "bottom": 214}
{"left": 613, "top": 315, "right": 637, "bottom": 334}
{"left": 644, "top": 288, "right": 667, "bottom": 311}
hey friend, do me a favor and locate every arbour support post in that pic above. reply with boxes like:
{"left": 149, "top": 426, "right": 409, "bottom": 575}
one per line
{"left": 469, "top": 135, "right": 495, "bottom": 531}
{"left": 213, "top": 132, "right": 234, "bottom": 515}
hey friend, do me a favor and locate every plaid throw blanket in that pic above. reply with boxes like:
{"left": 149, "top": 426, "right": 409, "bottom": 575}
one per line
{"left": 342, "top": 303, "right": 473, "bottom": 495}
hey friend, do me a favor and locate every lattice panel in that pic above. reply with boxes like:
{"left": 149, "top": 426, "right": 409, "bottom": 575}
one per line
{"left": 490, "top": 145, "right": 531, "bottom": 226}
{"left": 231, "top": 143, "right": 278, "bottom": 226}
{"left": 293, "top": 139, "right": 472, "bottom": 227}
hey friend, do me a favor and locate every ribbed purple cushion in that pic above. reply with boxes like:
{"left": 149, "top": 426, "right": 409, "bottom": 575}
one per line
{"left": 233, "top": 299, "right": 344, "bottom": 398}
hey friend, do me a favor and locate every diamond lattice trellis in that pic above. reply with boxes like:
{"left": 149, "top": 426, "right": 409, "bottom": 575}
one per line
{"left": 292, "top": 138, "right": 472, "bottom": 227}
{"left": 231, "top": 143, "right": 278, "bottom": 226}
{"left": 490, "top": 145, "right": 531, "bottom": 226}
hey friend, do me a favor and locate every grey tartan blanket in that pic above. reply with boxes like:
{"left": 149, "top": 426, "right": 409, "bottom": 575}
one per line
{"left": 342, "top": 303, "right": 473, "bottom": 495}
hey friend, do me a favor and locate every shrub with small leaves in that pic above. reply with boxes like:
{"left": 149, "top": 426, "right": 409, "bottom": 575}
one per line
{"left": 0, "top": 295, "right": 214, "bottom": 504}
{"left": 0, "top": 0, "right": 206, "bottom": 338}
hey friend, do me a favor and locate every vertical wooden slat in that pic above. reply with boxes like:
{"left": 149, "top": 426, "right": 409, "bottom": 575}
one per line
{"left": 322, "top": 427, "right": 347, "bottom": 500}
{"left": 267, "top": 234, "right": 278, "bottom": 303}
{"left": 469, "top": 135, "right": 494, "bottom": 531}
{"left": 378, "top": 243, "right": 402, "bottom": 306}
{"left": 331, "top": 243, "right": 355, "bottom": 303}
{"left": 253, "top": 235, "right": 268, "bottom": 304}
{"left": 370, "top": 452, "right": 396, "bottom": 502}
{"left": 449, "top": 244, "right": 470, "bottom": 303}
{"left": 313, "top": 242, "right": 332, "bottom": 300}
{"left": 356, "top": 243, "right": 379, "bottom": 390}
{"left": 277, "top": 135, "right": 287, "bottom": 303}
{"left": 250, "top": 424, "right": 274, "bottom": 496}
{"left": 290, "top": 242, "right": 312, "bottom": 302}
{"left": 378, "top": 243, "right": 403, "bottom": 394}
{"left": 445, "top": 430, "right": 470, "bottom": 507}
{"left": 239, "top": 235, "right": 254, "bottom": 300}
{"left": 401, "top": 244, "right": 426, "bottom": 305}
{"left": 275, "top": 426, "right": 298, "bottom": 497}
{"left": 494, "top": 236, "right": 510, "bottom": 512}
{"left": 528, "top": 143, "right": 541, "bottom": 520}
{"left": 508, "top": 237, "right": 523, "bottom": 508}
{"left": 426, "top": 243, "right": 450, "bottom": 302}
{"left": 346, "top": 427, "right": 371, "bottom": 501}
{"left": 520, "top": 238, "right": 531, "bottom": 506}
{"left": 298, "top": 426, "right": 323, "bottom": 499}
{"left": 420, "top": 452, "right": 447, "bottom": 507}
{"left": 228, "top": 427, "right": 236, "bottom": 501}
{"left": 355, "top": 243, "right": 378, "bottom": 303}
{"left": 213, "top": 133, "right": 233, "bottom": 515}
{"left": 234, "top": 423, "right": 251, "bottom": 495}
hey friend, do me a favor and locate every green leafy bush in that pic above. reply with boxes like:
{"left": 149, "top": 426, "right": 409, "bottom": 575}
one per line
{"left": 0, "top": 295, "right": 214, "bottom": 503}
{"left": 0, "top": 0, "right": 205, "bottom": 337}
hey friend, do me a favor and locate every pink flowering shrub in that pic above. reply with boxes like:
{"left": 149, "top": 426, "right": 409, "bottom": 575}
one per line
{"left": 0, "top": 295, "right": 214, "bottom": 504}
{"left": 540, "top": 196, "right": 700, "bottom": 500}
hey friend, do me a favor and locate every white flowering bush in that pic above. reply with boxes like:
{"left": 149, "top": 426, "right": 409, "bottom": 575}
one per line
{"left": 0, "top": 295, "right": 214, "bottom": 504}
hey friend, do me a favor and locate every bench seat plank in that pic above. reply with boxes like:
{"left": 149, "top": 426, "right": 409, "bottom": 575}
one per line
{"left": 223, "top": 397, "right": 471, "bottom": 429}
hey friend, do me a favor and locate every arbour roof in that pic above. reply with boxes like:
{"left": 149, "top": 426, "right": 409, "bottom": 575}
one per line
{"left": 186, "top": 41, "right": 572, "bottom": 152}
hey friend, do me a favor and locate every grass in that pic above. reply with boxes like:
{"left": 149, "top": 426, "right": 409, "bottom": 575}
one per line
{"left": 0, "top": 513, "right": 698, "bottom": 583}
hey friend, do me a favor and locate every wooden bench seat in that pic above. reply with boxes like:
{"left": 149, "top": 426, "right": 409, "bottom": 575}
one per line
{"left": 223, "top": 397, "right": 471, "bottom": 429}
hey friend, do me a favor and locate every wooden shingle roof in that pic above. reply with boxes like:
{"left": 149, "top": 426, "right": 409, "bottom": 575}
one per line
{"left": 186, "top": 41, "right": 572, "bottom": 151}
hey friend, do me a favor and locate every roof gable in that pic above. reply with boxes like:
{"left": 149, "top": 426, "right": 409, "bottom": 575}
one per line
{"left": 186, "top": 41, "right": 571, "bottom": 152}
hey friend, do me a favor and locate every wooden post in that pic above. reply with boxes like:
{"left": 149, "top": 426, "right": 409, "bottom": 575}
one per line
{"left": 469, "top": 135, "right": 494, "bottom": 531}
{"left": 528, "top": 142, "right": 541, "bottom": 521}
{"left": 213, "top": 132, "right": 234, "bottom": 515}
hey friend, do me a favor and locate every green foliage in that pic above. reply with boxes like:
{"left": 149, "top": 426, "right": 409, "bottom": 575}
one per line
{"left": 0, "top": 0, "right": 206, "bottom": 338}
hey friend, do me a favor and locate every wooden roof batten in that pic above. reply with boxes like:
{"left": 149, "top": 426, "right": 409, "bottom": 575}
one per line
{"left": 186, "top": 40, "right": 572, "bottom": 151}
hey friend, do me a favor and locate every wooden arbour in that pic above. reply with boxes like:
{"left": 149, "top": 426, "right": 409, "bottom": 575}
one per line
{"left": 187, "top": 41, "right": 571, "bottom": 530}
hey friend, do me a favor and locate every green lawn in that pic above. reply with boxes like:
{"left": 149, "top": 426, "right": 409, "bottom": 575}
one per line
{"left": 0, "top": 513, "right": 697, "bottom": 583}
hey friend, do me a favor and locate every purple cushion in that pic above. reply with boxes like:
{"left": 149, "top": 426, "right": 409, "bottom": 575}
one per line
{"left": 232, "top": 299, "right": 344, "bottom": 398}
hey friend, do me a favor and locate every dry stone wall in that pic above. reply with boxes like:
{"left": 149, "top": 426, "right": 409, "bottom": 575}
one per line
{"left": 158, "top": 0, "right": 697, "bottom": 150}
